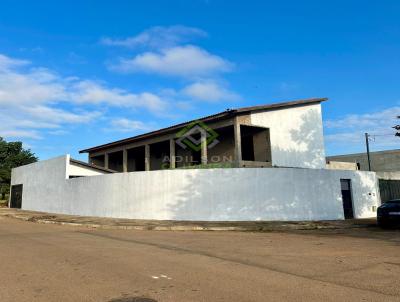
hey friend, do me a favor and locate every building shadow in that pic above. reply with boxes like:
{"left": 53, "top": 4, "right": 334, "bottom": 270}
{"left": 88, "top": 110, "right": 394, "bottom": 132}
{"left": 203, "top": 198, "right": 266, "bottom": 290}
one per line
{"left": 164, "top": 108, "right": 378, "bottom": 221}
{"left": 164, "top": 111, "right": 342, "bottom": 221}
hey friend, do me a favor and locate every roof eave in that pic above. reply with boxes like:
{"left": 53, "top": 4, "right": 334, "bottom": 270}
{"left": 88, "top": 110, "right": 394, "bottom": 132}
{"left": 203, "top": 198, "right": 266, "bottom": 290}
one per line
{"left": 79, "top": 97, "right": 328, "bottom": 154}
{"left": 70, "top": 158, "right": 116, "bottom": 173}
{"left": 79, "top": 110, "right": 236, "bottom": 154}
{"left": 236, "top": 97, "right": 328, "bottom": 113}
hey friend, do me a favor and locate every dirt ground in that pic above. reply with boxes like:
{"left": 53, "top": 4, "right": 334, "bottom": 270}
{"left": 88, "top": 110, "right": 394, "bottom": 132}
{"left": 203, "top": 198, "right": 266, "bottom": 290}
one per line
{"left": 0, "top": 216, "right": 399, "bottom": 302}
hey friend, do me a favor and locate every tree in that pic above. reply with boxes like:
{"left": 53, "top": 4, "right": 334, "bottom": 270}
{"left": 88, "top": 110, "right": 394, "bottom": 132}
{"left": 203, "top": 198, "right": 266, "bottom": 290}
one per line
{"left": 0, "top": 137, "right": 38, "bottom": 200}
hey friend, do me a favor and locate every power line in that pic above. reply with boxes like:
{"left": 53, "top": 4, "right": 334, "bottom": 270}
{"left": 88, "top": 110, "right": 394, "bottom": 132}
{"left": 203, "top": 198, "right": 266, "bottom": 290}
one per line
{"left": 370, "top": 133, "right": 396, "bottom": 137}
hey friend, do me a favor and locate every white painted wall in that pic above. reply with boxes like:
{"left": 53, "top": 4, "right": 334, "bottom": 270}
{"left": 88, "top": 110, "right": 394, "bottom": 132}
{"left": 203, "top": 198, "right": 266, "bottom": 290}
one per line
{"left": 68, "top": 161, "right": 107, "bottom": 177}
{"left": 376, "top": 171, "right": 400, "bottom": 180}
{"left": 326, "top": 161, "right": 358, "bottom": 171}
{"left": 11, "top": 155, "right": 380, "bottom": 221}
{"left": 250, "top": 103, "right": 326, "bottom": 169}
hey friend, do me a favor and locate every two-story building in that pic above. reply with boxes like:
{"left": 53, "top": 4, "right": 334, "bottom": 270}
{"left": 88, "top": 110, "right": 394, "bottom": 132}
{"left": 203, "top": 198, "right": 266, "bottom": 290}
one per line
{"left": 81, "top": 98, "right": 326, "bottom": 172}
{"left": 9, "top": 98, "right": 381, "bottom": 222}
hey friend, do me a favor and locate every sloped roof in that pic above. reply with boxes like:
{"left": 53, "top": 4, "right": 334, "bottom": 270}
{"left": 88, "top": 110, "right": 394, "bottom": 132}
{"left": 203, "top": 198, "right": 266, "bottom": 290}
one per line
{"left": 80, "top": 97, "right": 327, "bottom": 153}
{"left": 70, "top": 158, "right": 116, "bottom": 173}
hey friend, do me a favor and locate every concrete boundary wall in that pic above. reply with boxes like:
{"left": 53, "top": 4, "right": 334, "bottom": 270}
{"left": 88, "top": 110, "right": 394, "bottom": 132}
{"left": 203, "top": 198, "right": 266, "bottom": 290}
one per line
{"left": 377, "top": 171, "right": 400, "bottom": 180}
{"left": 11, "top": 155, "right": 380, "bottom": 221}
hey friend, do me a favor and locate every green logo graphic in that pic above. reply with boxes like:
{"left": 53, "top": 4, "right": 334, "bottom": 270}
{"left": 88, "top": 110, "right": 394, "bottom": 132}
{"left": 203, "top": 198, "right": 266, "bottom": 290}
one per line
{"left": 175, "top": 120, "right": 219, "bottom": 151}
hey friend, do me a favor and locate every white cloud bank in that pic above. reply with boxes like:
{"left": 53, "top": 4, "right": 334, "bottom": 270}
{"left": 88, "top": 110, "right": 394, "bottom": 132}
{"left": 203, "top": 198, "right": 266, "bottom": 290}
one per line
{"left": 0, "top": 53, "right": 169, "bottom": 140}
{"left": 69, "top": 80, "right": 167, "bottom": 113}
{"left": 103, "top": 25, "right": 234, "bottom": 80}
{"left": 325, "top": 106, "right": 400, "bottom": 152}
{"left": 109, "top": 118, "right": 151, "bottom": 132}
{"left": 0, "top": 50, "right": 239, "bottom": 142}
{"left": 101, "top": 25, "right": 207, "bottom": 49}
{"left": 0, "top": 54, "right": 29, "bottom": 69}
{"left": 0, "top": 26, "right": 243, "bottom": 142}
{"left": 109, "top": 45, "right": 233, "bottom": 77}
{"left": 103, "top": 25, "right": 240, "bottom": 105}
{"left": 182, "top": 81, "right": 240, "bottom": 102}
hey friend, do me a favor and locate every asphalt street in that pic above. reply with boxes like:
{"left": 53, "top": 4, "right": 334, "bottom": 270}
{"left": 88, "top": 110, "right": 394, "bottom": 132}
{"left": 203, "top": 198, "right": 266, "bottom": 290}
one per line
{"left": 1, "top": 216, "right": 400, "bottom": 302}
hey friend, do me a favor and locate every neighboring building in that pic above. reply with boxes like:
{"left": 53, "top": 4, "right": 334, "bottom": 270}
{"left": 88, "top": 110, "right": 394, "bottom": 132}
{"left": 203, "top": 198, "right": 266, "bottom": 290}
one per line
{"left": 10, "top": 98, "right": 381, "bottom": 221}
{"left": 327, "top": 149, "right": 400, "bottom": 203}
{"left": 326, "top": 161, "right": 358, "bottom": 171}
{"left": 327, "top": 149, "right": 400, "bottom": 172}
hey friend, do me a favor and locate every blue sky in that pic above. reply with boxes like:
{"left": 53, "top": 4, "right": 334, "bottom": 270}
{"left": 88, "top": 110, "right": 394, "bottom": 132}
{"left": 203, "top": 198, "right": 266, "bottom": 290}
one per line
{"left": 1, "top": 0, "right": 400, "bottom": 160}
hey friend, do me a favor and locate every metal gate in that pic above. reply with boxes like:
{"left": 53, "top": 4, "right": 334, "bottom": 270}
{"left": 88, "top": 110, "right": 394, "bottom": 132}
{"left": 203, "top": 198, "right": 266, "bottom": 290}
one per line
{"left": 10, "top": 184, "right": 23, "bottom": 208}
{"left": 379, "top": 180, "right": 400, "bottom": 203}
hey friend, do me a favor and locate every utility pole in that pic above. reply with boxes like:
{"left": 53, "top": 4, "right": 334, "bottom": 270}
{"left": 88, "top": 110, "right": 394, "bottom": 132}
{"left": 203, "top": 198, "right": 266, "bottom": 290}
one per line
{"left": 393, "top": 116, "right": 400, "bottom": 137}
{"left": 365, "top": 133, "right": 371, "bottom": 171}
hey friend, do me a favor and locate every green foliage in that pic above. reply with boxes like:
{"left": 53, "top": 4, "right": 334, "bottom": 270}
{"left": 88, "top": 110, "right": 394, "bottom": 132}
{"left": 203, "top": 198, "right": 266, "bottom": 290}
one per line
{"left": 0, "top": 137, "right": 38, "bottom": 199}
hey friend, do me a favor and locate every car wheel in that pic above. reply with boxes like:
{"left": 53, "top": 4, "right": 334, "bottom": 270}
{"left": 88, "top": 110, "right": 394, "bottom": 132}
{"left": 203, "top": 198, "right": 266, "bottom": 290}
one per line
{"left": 378, "top": 219, "right": 389, "bottom": 229}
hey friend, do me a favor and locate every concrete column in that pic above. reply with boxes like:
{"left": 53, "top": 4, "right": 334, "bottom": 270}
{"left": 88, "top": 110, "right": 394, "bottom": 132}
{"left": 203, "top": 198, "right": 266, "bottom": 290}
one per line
{"left": 104, "top": 153, "right": 109, "bottom": 169}
{"left": 233, "top": 118, "right": 242, "bottom": 167}
{"left": 169, "top": 139, "right": 176, "bottom": 169}
{"left": 145, "top": 144, "right": 150, "bottom": 171}
{"left": 253, "top": 131, "right": 267, "bottom": 162}
{"left": 201, "top": 131, "right": 208, "bottom": 165}
{"left": 123, "top": 149, "right": 128, "bottom": 172}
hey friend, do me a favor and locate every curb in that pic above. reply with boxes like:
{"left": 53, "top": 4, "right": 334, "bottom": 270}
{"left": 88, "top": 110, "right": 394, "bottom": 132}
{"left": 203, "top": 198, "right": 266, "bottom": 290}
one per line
{"left": 1, "top": 214, "right": 350, "bottom": 232}
{"left": 0, "top": 209, "right": 374, "bottom": 232}
{"left": 6, "top": 214, "right": 256, "bottom": 231}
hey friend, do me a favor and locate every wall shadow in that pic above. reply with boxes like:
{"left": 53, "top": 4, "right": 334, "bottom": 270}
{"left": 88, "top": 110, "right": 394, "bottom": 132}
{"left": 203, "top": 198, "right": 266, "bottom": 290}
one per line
{"left": 164, "top": 108, "right": 378, "bottom": 221}
{"left": 286, "top": 108, "right": 325, "bottom": 168}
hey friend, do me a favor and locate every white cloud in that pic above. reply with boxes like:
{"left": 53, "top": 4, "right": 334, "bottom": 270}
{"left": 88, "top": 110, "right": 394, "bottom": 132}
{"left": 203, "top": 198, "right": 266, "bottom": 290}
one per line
{"left": 48, "top": 129, "right": 69, "bottom": 136}
{"left": 325, "top": 106, "right": 400, "bottom": 152}
{"left": 109, "top": 45, "right": 233, "bottom": 77}
{"left": 24, "top": 105, "right": 101, "bottom": 124}
{"left": 0, "top": 105, "right": 100, "bottom": 140}
{"left": 0, "top": 54, "right": 170, "bottom": 111}
{"left": 0, "top": 54, "right": 30, "bottom": 70}
{"left": 0, "top": 68, "right": 66, "bottom": 106}
{"left": 110, "top": 118, "right": 151, "bottom": 132}
{"left": 101, "top": 25, "right": 206, "bottom": 49}
{"left": 102, "top": 26, "right": 240, "bottom": 104}
{"left": 0, "top": 45, "right": 241, "bottom": 142}
{"left": 0, "top": 53, "right": 171, "bottom": 140}
{"left": 70, "top": 80, "right": 167, "bottom": 113}
{"left": 325, "top": 107, "right": 400, "bottom": 129}
{"left": 0, "top": 129, "right": 42, "bottom": 140}
{"left": 182, "top": 81, "right": 240, "bottom": 102}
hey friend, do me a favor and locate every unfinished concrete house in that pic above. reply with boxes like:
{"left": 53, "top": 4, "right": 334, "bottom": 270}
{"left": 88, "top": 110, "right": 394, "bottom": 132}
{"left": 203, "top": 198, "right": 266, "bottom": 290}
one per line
{"left": 10, "top": 98, "right": 381, "bottom": 222}
{"left": 81, "top": 98, "right": 326, "bottom": 172}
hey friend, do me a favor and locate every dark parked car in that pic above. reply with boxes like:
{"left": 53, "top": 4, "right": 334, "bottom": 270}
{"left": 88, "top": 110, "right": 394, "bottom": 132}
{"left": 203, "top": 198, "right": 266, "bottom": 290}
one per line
{"left": 377, "top": 199, "right": 400, "bottom": 227}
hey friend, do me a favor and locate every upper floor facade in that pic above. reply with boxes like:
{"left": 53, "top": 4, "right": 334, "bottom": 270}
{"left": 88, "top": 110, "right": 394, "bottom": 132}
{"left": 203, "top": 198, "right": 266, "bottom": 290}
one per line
{"left": 80, "top": 98, "right": 327, "bottom": 172}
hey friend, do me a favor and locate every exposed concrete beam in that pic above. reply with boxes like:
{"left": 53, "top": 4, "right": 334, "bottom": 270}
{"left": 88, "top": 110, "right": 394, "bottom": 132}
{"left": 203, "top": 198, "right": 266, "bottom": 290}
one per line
{"left": 88, "top": 119, "right": 235, "bottom": 157}
{"left": 104, "top": 153, "right": 109, "bottom": 169}
{"left": 201, "top": 132, "right": 208, "bottom": 165}
{"left": 169, "top": 139, "right": 176, "bottom": 169}
{"left": 122, "top": 149, "right": 128, "bottom": 172}
{"left": 233, "top": 117, "right": 242, "bottom": 167}
{"left": 145, "top": 145, "right": 150, "bottom": 171}
{"left": 236, "top": 113, "right": 252, "bottom": 125}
